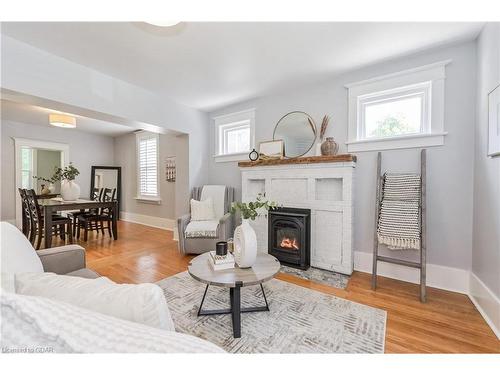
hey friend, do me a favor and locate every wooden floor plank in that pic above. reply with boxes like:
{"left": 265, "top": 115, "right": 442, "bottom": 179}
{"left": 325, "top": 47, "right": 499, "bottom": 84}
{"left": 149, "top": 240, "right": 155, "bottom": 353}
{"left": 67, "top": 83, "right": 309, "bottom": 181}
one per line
{"left": 45, "top": 221, "right": 499, "bottom": 353}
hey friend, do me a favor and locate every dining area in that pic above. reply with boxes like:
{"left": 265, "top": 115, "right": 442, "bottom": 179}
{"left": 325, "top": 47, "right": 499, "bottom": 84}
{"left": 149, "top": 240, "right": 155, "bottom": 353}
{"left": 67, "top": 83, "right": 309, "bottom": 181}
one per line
{"left": 16, "top": 156, "right": 121, "bottom": 250}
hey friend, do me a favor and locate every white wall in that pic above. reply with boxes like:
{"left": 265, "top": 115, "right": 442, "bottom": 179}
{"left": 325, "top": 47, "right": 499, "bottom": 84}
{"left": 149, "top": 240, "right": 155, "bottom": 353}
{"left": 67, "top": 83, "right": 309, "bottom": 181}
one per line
{"left": 1, "top": 35, "right": 209, "bottom": 193}
{"left": 1, "top": 120, "right": 114, "bottom": 221}
{"left": 472, "top": 24, "right": 500, "bottom": 299}
{"left": 208, "top": 41, "right": 476, "bottom": 272}
{"left": 114, "top": 132, "right": 189, "bottom": 222}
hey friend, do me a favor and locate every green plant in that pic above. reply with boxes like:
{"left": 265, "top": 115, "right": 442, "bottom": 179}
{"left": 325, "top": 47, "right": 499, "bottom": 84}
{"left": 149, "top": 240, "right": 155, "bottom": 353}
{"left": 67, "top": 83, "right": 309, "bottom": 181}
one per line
{"left": 34, "top": 162, "right": 80, "bottom": 183}
{"left": 230, "top": 193, "right": 279, "bottom": 221}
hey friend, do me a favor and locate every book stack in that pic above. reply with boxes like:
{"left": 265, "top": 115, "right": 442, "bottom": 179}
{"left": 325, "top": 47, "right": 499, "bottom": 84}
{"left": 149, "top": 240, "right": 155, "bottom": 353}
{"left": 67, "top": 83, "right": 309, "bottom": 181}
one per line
{"left": 208, "top": 251, "right": 235, "bottom": 271}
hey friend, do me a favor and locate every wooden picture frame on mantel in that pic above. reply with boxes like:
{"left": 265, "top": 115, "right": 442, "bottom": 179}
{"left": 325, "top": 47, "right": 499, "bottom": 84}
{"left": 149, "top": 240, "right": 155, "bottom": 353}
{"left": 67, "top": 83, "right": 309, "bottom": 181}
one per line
{"left": 488, "top": 83, "right": 500, "bottom": 157}
{"left": 258, "top": 139, "right": 284, "bottom": 160}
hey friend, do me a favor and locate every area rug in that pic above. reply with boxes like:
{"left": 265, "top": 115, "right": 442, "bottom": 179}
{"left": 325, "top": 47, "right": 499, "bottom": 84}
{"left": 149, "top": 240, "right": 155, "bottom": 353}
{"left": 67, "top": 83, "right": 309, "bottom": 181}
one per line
{"left": 157, "top": 272, "right": 386, "bottom": 353}
{"left": 280, "top": 265, "right": 350, "bottom": 289}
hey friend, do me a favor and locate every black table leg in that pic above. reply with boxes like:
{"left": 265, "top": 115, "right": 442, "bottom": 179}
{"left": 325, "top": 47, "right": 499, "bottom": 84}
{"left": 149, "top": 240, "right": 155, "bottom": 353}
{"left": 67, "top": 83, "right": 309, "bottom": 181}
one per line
{"left": 44, "top": 206, "right": 52, "bottom": 248}
{"left": 112, "top": 201, "right": 118, "bottom": 240}
{"left": 230, "top": 283, "right": 242, "bottom": 338}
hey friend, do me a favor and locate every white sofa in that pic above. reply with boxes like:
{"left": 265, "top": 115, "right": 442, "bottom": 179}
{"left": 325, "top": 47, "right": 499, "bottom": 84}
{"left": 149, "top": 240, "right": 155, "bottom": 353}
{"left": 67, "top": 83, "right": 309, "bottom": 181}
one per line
{"left": 0, "top": 221, "right": 224, "bottom": 353}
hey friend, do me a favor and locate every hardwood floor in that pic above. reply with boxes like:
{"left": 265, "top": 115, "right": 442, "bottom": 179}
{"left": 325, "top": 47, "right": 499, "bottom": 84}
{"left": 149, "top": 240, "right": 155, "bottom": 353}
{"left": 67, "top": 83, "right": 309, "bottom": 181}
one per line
{"left": 54, "top": 221, "right": 499, "bottom": 353}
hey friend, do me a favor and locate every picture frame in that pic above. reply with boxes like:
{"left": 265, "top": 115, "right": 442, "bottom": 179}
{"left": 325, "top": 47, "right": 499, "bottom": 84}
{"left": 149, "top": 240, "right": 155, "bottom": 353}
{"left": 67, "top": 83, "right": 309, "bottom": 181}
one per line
{"left": 258, "top": 139, "right": 284, "bottom": 159}
{"left": 488, "top": 83, "right": 500, "bottom": 157}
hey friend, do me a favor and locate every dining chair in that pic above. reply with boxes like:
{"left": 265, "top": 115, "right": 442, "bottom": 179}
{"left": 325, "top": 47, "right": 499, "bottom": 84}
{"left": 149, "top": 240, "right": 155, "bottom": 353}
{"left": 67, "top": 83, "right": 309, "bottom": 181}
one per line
{"left": 18, "top": 188, "right": 32, "bottom": 239}
{"left": 25, "top": 189, "right": 74, "bottom": 250}
{"left": 76, "top": 188, "right": 116, "bottom": 241}
{"left": 67, "top": 187, "right": 103, "bottom": 234}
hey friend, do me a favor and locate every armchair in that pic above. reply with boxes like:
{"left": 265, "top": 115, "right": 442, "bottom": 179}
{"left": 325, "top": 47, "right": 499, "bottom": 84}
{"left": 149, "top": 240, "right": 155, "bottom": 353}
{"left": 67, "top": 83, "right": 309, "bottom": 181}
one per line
{"left": 177, "top": 185, "right": 235, "bottom": 255}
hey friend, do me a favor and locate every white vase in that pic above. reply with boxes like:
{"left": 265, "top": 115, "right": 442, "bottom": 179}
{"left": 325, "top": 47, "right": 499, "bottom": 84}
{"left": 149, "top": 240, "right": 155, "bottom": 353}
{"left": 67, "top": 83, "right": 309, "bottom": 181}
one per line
{"left": 48, "top": 183, "right": 55, "bottom": 193}
{"left": 60, "top": 180, "right": 80, "bottom": 201}
{"left": 233, "top": 219, "right": 258, "bottom": 268}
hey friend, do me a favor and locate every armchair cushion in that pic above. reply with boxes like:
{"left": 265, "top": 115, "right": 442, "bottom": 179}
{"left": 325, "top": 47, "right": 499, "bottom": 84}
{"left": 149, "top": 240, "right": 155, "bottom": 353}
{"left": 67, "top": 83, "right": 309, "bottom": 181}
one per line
{"left": 185, "top": 220, "right": 219, "bottom": 238}
{"left": 1, "top": 221, "right": 43, "bottom": 274}
{"left": 190, "top": 198, "right": 216, "bottom": 221}
{"left": 15, "top": 272, "right": 175, "bottom": 331}
{"left": 37, "top": 245, "right": 86, "bottom": 275}
{"left": 200, "top": 185, "right": 226, "bottom": 219}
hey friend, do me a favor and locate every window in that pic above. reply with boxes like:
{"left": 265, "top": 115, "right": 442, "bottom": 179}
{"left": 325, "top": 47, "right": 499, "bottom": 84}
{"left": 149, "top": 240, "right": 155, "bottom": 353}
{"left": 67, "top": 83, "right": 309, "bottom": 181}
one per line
{"left": 214, "top": 109, "right": 255, "bottom": 162}
{"left": 20, "top": 147, "right": 34, "bottom": 189}
{"left": 346, "top": 61, "right": 449, "bottom": 152}
{"left": 136, "top": 132, "right": 160, "bottom": 201}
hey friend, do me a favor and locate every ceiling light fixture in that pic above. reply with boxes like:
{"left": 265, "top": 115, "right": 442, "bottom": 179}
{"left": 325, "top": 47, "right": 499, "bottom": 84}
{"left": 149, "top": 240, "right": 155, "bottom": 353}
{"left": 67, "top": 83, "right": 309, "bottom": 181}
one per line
{"left": 145, "top": 21, "right": 181, "bottom": 27}
{"left": 49, "top": 113, "right": 76, "bottom": 129}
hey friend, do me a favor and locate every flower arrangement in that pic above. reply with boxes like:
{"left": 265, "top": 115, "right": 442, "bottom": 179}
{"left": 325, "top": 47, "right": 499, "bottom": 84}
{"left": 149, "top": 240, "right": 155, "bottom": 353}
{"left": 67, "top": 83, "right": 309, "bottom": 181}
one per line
{"left": 34, "top": 162, "right": 80, "bottom": 183}
{"left": 319, "top": 115, "right": 330, "bottom": 141}
{"left": 230, "top": 193, "right": 279, "bottom": 220}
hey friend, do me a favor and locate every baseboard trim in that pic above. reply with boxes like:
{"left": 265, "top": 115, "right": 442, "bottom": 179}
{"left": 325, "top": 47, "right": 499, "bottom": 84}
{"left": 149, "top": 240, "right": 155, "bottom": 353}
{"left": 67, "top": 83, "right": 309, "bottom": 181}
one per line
{"left": 354, "top": 251, "right": 470, "bottom": 294}
{"left": 120, "top": 211, "right": 176, "bottom": 234}
{"left": 468, "top": 272, "right": 500, "bottom": 339}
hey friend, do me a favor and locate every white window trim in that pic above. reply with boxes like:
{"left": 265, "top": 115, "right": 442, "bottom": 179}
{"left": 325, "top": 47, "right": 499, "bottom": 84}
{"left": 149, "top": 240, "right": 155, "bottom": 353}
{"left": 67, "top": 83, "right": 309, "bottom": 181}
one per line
{"left": 135, "top": 131, "right": 161, "bottom": 203}
{"left": 345, "top": 60, "right": 450, "bottom": 152}
{"left": 213, "top": 108, "right": 255, "bottom": 163}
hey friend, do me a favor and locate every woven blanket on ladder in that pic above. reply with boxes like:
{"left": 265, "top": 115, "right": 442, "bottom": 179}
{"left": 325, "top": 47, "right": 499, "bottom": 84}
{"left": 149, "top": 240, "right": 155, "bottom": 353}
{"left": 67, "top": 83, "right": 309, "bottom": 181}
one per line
{"left": 378, "top": 173, "right": 421, "bottom": 250}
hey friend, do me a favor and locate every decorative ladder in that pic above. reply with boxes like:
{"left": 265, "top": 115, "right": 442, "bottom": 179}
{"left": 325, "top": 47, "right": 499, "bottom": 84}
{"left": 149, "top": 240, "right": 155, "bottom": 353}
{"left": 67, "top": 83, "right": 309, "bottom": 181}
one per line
{"left": 371, "top": 149, "right": 427, "bottom": 302}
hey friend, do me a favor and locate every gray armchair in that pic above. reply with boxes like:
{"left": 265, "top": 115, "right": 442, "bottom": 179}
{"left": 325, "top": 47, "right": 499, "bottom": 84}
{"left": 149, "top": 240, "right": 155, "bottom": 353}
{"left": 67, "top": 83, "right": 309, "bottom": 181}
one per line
{"left": 37, "top": 245, "right": 100, "bottom": 279}
{"left": 177, "top": 185, "right": 235, "bottom": 255}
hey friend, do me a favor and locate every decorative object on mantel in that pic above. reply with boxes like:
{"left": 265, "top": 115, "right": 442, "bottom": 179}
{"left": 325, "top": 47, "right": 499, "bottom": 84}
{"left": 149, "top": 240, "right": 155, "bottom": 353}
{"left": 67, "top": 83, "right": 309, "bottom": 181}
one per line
{"left": 248, "top": 148, "right": 259, "bottom": 161}
{"left": 317, "top": 114, "right": 339, "bottom": 156}
{"left": 238, "top": 154, "right": 356, "bottom": 167}
{"left": 273, "top": 111, "right": 317, "bottom": 158}
{"left": 258, "top": 140, "right": 284, "bottom": 160}
{"left": 35, "top": 162, "right": 80, "bottom": 201}
{"left": 230, "top": 194, "right": 278, "bottom": 268}
{"left": 487, "top": 83, "right": 500, "bottom": 157}
{"left": 165, "top": 156, "right": 176, "bottom": 182}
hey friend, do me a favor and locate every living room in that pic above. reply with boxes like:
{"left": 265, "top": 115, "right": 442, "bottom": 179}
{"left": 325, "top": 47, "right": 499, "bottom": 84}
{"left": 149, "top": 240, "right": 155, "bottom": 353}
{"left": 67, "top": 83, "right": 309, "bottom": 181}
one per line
{"left": 1, "top": 1, "right": 499, "bottom": 373}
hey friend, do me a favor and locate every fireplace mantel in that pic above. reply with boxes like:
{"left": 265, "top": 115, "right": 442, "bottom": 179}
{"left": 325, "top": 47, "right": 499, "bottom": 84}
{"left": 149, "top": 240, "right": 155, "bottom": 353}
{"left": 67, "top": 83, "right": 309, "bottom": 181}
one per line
{"left": 238, "top": 154, "right": 356, "bottom": 167}
{"left": 240, "top": 158, "right": 355, "bottom": 274}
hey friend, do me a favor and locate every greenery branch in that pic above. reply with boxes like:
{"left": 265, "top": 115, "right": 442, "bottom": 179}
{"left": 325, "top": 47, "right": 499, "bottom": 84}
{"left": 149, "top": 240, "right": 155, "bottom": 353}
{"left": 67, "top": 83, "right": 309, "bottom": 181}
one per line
{"left": 230, "top": 193, "right": 279, "bottom": 221}
{"left": 34, "top": 162, "right": 80, "bottom": 183}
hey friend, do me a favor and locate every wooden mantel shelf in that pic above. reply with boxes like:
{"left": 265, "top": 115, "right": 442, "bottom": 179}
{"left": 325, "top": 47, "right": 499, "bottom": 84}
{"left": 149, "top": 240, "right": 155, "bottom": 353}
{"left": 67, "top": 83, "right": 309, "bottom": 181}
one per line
{"left": 238, "top": 154, "right": 356, "bottom": 167}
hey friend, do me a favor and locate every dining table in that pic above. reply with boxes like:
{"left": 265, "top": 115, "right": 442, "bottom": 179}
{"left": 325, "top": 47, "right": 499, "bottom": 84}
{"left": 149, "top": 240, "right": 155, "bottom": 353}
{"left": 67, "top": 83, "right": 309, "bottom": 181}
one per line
{"left": 38, "top": 197, "right": 118, "bottom": 248}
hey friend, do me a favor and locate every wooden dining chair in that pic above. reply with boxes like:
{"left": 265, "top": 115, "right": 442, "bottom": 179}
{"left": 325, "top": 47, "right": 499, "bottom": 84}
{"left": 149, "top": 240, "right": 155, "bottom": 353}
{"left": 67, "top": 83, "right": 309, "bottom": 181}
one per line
{"left": 25, "top": 189, "right": 73, "bottom": 249}
{"left": 76, "top": 188, "right": 116, "bottom": 241}
{"left": 18, "top": 188, "right": 32, "bottom": 239}
{"left": 67, "top": 187, "right": 103, "bottom": 234}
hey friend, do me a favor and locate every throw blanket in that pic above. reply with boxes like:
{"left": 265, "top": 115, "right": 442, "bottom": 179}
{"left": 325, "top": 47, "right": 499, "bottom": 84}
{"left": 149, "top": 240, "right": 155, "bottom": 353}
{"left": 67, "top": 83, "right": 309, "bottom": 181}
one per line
{"left": 377, "top": 173, "right": 421, "bottom": 250}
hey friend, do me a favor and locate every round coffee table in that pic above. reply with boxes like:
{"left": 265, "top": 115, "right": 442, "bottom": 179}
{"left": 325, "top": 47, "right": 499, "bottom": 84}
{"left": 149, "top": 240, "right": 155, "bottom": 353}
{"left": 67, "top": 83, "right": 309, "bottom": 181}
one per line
{"left": 188, "top": 252, "right": 280, "bottom": 338}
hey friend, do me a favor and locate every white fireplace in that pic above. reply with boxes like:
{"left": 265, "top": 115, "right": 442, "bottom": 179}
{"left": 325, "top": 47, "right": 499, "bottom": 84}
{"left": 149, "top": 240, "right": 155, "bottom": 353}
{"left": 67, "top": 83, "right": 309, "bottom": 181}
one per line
{"left": 240, "top": 157, "right": 355, "bottom": 275}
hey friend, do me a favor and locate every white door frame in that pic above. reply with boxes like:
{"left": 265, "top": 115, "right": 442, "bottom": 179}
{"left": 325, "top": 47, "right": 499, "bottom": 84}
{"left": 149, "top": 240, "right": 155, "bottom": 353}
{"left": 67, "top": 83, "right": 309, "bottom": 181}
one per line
{"left": 14, "top": 137, "right": 69, "bottom": 228}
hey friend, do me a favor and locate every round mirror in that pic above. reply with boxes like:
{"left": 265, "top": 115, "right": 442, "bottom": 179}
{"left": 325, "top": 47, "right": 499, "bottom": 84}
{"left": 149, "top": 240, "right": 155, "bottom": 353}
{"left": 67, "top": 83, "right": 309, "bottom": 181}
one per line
{"left": 273, "top": 111, "right": 317, "bottom": 158}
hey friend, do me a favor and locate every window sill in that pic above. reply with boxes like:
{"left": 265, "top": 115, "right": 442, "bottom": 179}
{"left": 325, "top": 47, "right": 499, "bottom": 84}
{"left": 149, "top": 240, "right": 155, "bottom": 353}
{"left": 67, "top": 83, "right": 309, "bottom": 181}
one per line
{"left": 346, "top": 132, "right": 447, "bottom": 152}
{"left": 213, "top": 152, "right": 250, "bottom": 163}
{"left": 134, "top": 196, "right": 162, "bottom": 205}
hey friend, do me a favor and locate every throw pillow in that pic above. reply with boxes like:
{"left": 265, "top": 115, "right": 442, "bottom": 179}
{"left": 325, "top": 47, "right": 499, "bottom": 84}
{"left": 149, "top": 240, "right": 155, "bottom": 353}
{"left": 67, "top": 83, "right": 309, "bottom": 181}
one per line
{"left": 15, "top": 272, "right": 175, "bottom": 331}
{"left": 190, "top": 198, "right": 216, "bottom": 221}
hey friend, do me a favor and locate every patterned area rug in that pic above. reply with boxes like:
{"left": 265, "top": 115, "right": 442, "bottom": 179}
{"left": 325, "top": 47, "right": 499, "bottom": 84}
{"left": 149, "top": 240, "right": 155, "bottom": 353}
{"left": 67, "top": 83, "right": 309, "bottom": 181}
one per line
{"left": 157, "top": 272, "right": 386, "bottom": 353}
{"left": 280, "top": 265, "right": 350, "bottom": 289}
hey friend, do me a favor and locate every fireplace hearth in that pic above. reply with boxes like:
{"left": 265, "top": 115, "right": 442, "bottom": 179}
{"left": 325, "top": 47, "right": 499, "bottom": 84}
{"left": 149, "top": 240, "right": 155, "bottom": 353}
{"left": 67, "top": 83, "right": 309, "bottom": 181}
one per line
{"left": 268, "top": 207, "right": 310, "bottom": 270}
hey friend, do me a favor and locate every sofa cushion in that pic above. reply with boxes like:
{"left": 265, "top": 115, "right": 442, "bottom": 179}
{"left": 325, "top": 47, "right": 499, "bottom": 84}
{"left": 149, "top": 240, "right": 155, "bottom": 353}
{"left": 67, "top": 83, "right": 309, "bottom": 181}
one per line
{"left": 1, "top": 292, "right": 224, "bottom": 353}
{"left": 0, "top": 221, "right": 43, "bottom": 275}
{"left": 66, "top": 268, "right": 100, "bottom": 279}
{"left": 15, "top": 272, "right": 175, "bottom": 331}
{"left": 185, "top": 220, "right": 219, "bottom": 238}
{"left": 190, "top": 198, "right": 216, "bottom": 221}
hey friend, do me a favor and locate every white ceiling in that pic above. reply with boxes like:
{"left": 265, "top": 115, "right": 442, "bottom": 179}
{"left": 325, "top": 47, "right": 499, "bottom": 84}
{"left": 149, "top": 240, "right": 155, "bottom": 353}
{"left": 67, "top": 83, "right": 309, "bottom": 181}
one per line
{"left": 1, "top": 99, "right": 137, "bottom": 136}
{"left": 2, "top": 22, "right": 484, "bottom": 111}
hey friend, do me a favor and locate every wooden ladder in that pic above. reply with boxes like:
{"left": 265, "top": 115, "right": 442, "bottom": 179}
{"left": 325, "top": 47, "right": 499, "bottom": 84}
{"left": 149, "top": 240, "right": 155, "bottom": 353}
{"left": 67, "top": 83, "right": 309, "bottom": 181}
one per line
{"left": 371, "top": 149, "right": 427, "bottom": 302}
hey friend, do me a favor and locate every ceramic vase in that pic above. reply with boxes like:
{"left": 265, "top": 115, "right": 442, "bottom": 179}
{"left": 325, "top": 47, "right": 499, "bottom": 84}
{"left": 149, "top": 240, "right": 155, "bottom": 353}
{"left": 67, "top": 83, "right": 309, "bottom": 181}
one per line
{"left": 233, "top": 219, "right": 257, "bottom": 268}
{"left": 40, "top": 184, "right": 50, "bottom": 195}
{"left": 320, "top": 137, "right": 339, "bottom": 156}
{"left": 61, "top": 179, "right": 80, "bottom": 201}
{"left": 48, "top": 183, "right": 56, "bottom": 193}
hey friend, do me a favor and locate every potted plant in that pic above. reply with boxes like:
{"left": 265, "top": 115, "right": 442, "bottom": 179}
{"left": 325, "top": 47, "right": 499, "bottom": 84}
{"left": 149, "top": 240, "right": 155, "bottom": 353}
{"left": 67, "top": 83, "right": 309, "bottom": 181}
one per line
{"left": 230, "top": 194, "right": 278, "bottom": 268}
{"left": 35, "top": 163, "right": 80, "bottom": 201}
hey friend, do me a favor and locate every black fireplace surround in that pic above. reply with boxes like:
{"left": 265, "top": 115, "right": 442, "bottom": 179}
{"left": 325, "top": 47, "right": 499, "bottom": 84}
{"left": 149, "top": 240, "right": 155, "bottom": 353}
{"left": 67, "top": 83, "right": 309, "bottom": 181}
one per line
{"left": 268, "top": 207, "right": 310, "bottom": 270}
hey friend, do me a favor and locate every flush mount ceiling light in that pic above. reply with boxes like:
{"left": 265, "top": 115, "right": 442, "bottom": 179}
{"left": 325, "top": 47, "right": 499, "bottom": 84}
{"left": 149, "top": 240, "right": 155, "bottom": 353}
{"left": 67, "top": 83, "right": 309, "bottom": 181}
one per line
{"left": 145, "top": 21, "right": 181, "bottom": 27}
{"left": 49, "top": 113, "right": 76, "bottom": 129}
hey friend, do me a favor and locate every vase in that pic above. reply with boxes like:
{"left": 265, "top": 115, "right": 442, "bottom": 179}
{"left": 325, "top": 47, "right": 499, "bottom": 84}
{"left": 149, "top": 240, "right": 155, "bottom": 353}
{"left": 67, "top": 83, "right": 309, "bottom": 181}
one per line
{"left": 60, "top": 179, "right": 80, "bottom": 201}
{"left": 40, "top": 184, "right": 50, "bottom": 195}
{"left": 48, "top": 183, "right": 55, "bottom": 193}
{"left": 233, "top": 219, "right": 258, "bottom": 268}
{"left": 320, "top": 137, "right": 339, "bottom": 156}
